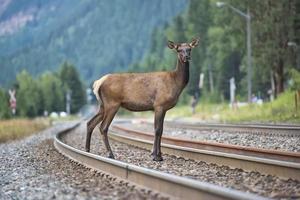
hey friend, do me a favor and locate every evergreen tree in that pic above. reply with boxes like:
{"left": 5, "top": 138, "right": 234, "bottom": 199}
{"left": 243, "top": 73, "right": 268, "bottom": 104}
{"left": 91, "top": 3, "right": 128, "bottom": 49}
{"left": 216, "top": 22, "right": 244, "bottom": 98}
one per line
{"left": 16, "top": 70, "right": 42, "bottom": 117}
{"left": 39, "top": 72, "right": 64, "bottom": 113}
{"left": 59, "top": 62, "right": 86, "bottom": 113}
{"left": 0, "top": 88, "right": 11, "bottom": 119}
{"left": 124, "top": 0, "right": 299, "bottom": 102}
{"left": 0, "top": 0, "right": 187, "bottom": 87}
{"left": 248, "top": 0, "right": 296, "bottom": 96}
{"left": 185, "top": 0, "right": 211, "bottom": 96}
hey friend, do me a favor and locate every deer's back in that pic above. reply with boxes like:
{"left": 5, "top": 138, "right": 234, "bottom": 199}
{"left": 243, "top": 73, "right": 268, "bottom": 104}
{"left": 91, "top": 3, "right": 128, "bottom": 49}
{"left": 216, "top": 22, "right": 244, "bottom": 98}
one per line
{"left": 100, "top": 72, "right": 181, "bottom": 111}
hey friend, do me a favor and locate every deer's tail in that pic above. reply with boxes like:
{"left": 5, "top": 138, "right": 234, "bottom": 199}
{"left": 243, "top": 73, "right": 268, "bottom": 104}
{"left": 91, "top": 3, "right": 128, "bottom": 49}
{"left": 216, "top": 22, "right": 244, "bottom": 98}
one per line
{"left": 93, "top": 74, "right": 110, "bottom": 101}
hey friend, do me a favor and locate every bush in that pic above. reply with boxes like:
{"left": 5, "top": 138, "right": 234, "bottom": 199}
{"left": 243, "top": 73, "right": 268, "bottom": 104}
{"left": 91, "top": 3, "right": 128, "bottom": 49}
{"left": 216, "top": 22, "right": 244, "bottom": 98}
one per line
{"left": 0, "top": 88, "right": 11, "bottom": 119}
{"left": 289, "top": 69, "right": 300, "bottom": 91}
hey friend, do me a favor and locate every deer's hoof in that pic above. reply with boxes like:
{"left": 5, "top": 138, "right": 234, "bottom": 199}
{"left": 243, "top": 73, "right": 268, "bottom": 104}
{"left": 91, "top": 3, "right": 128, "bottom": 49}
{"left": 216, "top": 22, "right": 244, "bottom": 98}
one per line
{"left": 85, "top": 148, "right": 90, "bottom": 152}
{"left": 108, "top": 153, "right": 115, "bottom": 159}
{"left": 152, "top": 156, "right": 163, "bottom": 162}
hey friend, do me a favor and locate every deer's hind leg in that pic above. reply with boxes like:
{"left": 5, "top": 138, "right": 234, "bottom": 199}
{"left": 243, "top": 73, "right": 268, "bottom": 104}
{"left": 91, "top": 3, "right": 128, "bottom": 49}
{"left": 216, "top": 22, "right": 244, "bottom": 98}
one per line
{"left": 99, "top": 103, "right": 120, "bottom": 159}
{"left": 86, "top": 105, "right": 104, "bottom": 152}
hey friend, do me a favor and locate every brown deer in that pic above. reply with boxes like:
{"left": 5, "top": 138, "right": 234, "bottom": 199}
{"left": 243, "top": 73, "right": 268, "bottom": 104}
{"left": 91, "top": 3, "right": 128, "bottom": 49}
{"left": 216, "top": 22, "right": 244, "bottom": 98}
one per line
{"left": 86, "top": 38, "right": 199, "bottom": 161}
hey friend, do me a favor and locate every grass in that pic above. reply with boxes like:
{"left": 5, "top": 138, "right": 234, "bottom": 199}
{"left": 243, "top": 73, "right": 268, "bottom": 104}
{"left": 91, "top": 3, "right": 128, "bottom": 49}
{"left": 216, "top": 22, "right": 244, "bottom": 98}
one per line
{"left": 0, "top": 114, "right": 81, "bottom": 143}
{"left": 217, "top": 91, "right": 300, "bottom": 123}
{"left": 0, "top": 118, "right": 51, "bottom": 143}
{"left": 118, "top": 90, "right": 300, "bottom": 123}
{"left": 49, "top": 115, "right": 80, "bottom": 122}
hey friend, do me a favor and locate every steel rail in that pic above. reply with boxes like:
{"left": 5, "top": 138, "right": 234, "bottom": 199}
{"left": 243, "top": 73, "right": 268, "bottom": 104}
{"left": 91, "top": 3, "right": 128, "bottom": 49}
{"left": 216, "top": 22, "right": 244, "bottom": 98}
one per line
{"left": 110, "top": 124, "right": 300, "bottom": 180}
{"left": 112, "top": 124, "right": 300, "bottom": 163}
{"left": 145, "top": 120, "right": 300, "bottom": 136}
{"left": 54, "top": 124, "right": 266, "bottom": 200}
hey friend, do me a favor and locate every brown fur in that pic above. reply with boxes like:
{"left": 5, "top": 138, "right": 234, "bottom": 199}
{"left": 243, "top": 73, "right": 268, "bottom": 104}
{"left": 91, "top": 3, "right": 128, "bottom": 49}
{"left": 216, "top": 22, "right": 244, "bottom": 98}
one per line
{"left": 86, "top": 38, "right": 199, "bottom": 161}
{"left": 100, "top": 71, "right": 183, "bottom": 111}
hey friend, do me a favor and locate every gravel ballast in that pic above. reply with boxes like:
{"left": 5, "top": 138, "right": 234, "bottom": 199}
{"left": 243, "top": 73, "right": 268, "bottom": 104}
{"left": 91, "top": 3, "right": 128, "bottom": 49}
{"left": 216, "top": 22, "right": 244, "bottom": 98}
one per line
{"left": 0, "top": 121, "right": 168, "bottom": 200}
{"left": 117, "top": 122, "right": 300, "bottom": 152}
{"left": 62, "top": 122, "right": 300, "bottom": 199}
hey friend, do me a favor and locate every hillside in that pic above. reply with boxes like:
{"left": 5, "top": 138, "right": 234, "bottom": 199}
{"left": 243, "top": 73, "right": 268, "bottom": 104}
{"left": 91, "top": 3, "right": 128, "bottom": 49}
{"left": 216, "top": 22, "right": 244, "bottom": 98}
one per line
{"left": 0, "top": 0, "right": 187, "bottom": 86}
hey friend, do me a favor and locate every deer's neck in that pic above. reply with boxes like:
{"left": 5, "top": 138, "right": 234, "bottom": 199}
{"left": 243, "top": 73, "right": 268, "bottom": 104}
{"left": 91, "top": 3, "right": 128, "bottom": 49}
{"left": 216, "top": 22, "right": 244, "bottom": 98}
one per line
{"left": 174, "top": 58, "right": 189, "bottom": 89}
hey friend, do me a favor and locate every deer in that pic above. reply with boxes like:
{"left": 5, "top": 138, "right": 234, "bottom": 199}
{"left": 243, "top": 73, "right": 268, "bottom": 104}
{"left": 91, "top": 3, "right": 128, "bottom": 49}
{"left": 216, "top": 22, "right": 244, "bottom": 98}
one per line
{"left": 86, "top": 38, "right": 199, "bottom": 161}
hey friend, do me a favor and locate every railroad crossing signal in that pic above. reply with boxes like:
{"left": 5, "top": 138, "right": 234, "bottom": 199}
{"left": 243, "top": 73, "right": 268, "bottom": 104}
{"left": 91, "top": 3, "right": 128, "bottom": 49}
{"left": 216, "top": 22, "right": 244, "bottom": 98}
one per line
{"left": 8, "top": 89, "right": 17, "bottom": 115}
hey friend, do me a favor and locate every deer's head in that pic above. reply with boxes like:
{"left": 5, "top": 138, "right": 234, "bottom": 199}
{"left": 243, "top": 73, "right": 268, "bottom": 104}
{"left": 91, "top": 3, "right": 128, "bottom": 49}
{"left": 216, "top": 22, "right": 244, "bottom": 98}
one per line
{"left": 168, "top": 38, "right": 199, "bottom": 63}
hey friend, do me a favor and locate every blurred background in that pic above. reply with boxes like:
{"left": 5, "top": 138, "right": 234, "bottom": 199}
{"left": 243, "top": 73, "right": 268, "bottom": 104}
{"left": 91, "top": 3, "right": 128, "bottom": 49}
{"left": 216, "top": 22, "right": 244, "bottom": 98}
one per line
{"left": 0, "top": 0, "right": 299, "bottom": 123}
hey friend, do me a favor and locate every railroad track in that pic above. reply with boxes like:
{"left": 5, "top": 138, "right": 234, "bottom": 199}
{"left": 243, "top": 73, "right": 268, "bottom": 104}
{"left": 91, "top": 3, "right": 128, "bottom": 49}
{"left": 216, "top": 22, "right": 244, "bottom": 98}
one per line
{"left": 54, "top": 121, "right": 266, "bottom": 200}
{"left": 110, "top": 122, "right": 300, "bottom": 180}
{"left": 150, "top": 120, "right": 300, "bottom": 136}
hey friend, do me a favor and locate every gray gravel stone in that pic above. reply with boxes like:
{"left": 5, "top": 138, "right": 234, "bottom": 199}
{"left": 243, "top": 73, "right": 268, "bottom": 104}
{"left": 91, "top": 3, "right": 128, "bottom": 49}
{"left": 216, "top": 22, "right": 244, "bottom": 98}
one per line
{"left": 62, "top": 122, "right": 300, "bottom": 199}
{"left": 120, "top": 122, "right": 300, "bottom": 152}
{"left": 0, "top": 121, "right": 169, "bottom": 200}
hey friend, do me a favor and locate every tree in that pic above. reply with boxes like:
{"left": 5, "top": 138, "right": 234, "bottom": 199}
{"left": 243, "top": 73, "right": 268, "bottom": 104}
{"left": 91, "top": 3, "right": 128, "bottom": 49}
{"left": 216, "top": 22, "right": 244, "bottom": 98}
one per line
{"left": 16, "top": 70, "right": 42, "bottom": 117}
{"left": 129, "top": 0, "right": 299, "bottom": 102}
{"left": 39, "top": 72, "right": 64, "bottom": 113}
{"left": 248, "top": 0, "right": 296, "bottom": 96}
{"left": 0, "top": 88, "right": 11, "bottom": 119}
{"left": 184, "top": 0, "right": 211, "bottom": 96}
{"left": 59, "top": 62, "right": 86, "bottom": 113}
{"left": 205, "top": 20, "right": 244, "bottom": 100}
{"left": 0, "top": 0, "right": 187, "bottom": 87}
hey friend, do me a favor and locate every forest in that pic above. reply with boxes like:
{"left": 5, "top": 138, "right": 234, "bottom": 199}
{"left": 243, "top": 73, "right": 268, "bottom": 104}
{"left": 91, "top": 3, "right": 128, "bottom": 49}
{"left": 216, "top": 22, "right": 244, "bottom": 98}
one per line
{"left": 0, "top": 62, "right": 86, "bottom": 118}
{"left": 0, "top": 0, "right": 186, "bottom": 86}
{"left": 130, "top": 0, "right": 300, "bottom": 103}
{"left": 0, "top": 0, "right": 299, "bottom": 119}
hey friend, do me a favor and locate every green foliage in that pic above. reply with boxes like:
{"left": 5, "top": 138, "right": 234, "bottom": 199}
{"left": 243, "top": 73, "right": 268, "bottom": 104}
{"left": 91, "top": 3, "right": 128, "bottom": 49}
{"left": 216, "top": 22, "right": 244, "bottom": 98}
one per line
{"left": 130, "top": 0, "right": 212, "bottom": 98}
{"left": 137, "top": 90, "right": 298, "bottom": 123}
{"left": 0, "top": 61, "right": 86, "bottom": 118}
{"left": 220, "top": 91, "right": 299, "bottom": 122}
{"left": 38, "top": 72, "right": 64, "bottom": 113}
{"left": 247, "top": 0, "right": 296, "bottom": 95}
{"left": 0, "top": 118, "right": 50, "bottom": 143}
{"left": 0, "top": 88, "right": 11, "bottom": 119}
{"left": 0, "top": 0, "right": 187, "bottom": 87}
{"left": 130, "top": 0, "right": 298, "bottom": 103}
{"left": 185, "top": 0, "right": 211, "bottom": 96}
{"left": 1, "top": 0, "right": 298, "bottom": 120}
{"left": 205, "top": 5, "right": 245, "bottom": 101}
{"left": 289, "top": 69, "right": 300, "bottom": 91}
{"left": 16, "top": 70, "right": 42, "bottom": 117}
{"left": 59, "top": 62, "right": 86, "bottom": 113}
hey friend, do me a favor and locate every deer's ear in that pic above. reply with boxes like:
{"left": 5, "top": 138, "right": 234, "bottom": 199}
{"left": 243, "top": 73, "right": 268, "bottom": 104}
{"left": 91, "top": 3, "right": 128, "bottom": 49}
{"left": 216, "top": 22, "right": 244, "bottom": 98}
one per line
{"left": 189, "top": 38, "right": 200, "bottom": 48}
{"left": 168, "top": 40, "right": 177, "bottom": 49}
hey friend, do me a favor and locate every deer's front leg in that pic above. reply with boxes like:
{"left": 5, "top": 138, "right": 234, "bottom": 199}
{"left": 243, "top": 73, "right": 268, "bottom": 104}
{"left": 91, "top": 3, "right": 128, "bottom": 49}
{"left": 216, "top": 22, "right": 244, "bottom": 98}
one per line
{"left": 152, "top": 107, "right": 166, "bottom": 161}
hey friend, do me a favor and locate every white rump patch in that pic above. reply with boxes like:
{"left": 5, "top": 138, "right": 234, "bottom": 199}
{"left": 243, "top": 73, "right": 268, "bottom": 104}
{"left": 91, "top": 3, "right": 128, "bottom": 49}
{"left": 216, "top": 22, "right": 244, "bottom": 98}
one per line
{"left": 93, "top": 74, "right": 110, "bottom": 101}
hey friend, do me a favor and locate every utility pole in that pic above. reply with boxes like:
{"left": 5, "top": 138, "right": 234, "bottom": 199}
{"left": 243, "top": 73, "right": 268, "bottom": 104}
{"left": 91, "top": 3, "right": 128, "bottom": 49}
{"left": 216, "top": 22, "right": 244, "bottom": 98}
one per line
{"left": 66, "top": 90, "right": 71, "bottom": 115}
{"left": 216, "top": 2, "right": 252, "bottom": 102}
{"left": 246, "top": 7, "right": 252, "bottom": 103}
{"left": 229, "top": 77, "right": 236, "bottom": 104}
{"left": 208, "top": 60, "right": 214, "bottom": 93}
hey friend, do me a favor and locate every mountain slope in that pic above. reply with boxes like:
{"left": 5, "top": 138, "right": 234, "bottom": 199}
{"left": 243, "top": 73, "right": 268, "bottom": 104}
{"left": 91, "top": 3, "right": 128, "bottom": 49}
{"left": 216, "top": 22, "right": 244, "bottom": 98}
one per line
{"left": 0, "top": 0, "right": 187, "bottom": 86}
